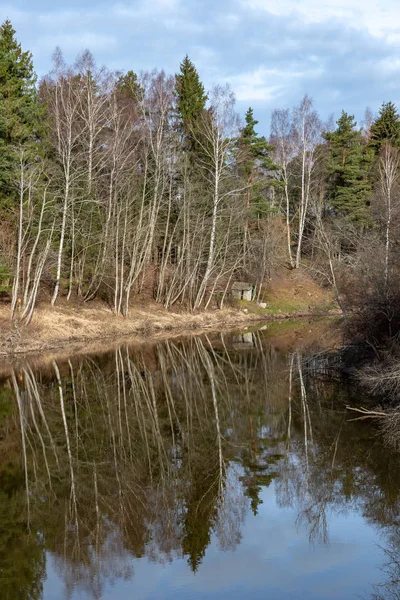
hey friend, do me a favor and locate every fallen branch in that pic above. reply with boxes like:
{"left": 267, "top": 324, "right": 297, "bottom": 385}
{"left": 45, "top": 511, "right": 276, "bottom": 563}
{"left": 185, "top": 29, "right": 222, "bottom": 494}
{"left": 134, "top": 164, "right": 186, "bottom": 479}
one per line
{"left": 346, "top": 405, "right": 388, "bottom": 421}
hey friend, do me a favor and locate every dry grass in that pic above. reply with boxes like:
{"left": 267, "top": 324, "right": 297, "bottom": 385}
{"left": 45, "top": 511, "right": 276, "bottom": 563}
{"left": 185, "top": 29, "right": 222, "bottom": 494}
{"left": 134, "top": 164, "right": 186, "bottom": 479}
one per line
{"left": 0, "top": 301, "right": 266, "bottom": 359}
{"left": 264, "top": 268, "right": 335, "bottom": 314}
{"left": 0, "top": 269, "right": 339, "bottom": 363}
{"left": 0, "top": 314, "right": 342, "bottom": 379}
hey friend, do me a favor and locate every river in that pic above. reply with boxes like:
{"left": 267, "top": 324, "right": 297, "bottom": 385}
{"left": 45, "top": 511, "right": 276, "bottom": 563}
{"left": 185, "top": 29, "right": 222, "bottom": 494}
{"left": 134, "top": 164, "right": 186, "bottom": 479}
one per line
{"left": 0, "top": 323, "right": 398, "bottom": 600}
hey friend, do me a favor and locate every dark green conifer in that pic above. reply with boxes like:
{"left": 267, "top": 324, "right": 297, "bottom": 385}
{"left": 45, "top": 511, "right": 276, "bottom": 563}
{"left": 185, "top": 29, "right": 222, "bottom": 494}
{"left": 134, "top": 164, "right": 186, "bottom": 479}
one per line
{"left": 369, "top": 101, "right": 400, "bottom": 152}
{"left": 116, "top": 69, "right": 142, "bottom": 101}
{"left": 324, "top": 111, "right": 372, "bottom": 224}
{"left": 175, "top": 55, "right": 207, "bottom": 133}
{"left": 239, "top": 107, "right": 278, "bottom": 216}
{"left": 0, "top": 19, "right": 43, "bottom": 205}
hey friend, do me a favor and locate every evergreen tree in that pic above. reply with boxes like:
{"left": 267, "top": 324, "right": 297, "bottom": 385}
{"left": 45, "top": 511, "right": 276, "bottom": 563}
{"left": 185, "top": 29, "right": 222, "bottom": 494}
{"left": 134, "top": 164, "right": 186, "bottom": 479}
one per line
{"left": 238, "top": 107, "right": 278, "bottom": 216}
{"left": 0, "top": 19, "right": 43, "bottom": 206}
{"left": 116, "top": 69, "right": 142, "bottom": 101}
{"left": 324, "top": 111, "right": 372, "bottom": 224}
{"left": 369, "top": 101, "right": 400, "bottom": 152}
{"left": 175, "top": 55, "right": 207, "bottom": 134}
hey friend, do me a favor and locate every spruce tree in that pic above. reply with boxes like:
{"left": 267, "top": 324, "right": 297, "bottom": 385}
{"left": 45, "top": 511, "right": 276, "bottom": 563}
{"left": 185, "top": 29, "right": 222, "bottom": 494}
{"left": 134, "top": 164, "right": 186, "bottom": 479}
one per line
{"left": 175, "top": 55, "right": 207, "bottom": 135}
{"left": 239, "top": 107, "right": 278, "bottom": 216}
{"left": 0, "top": 20, "right": 43, "bottom": 207}
{"left": 369, "top": 101, "right": 400, "bottom": 152}
{"left": 324, "top": 111, "right": 372, "bottom": 224}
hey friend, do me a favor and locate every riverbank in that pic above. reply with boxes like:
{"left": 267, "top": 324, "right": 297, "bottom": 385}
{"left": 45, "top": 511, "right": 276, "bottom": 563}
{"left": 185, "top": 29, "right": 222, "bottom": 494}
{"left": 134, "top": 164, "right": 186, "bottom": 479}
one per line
{"left": 0, "top": 301, "right": 342, "bottom": 361}
{"left": 0, "top": 268, "right": 340, "bottom": 361}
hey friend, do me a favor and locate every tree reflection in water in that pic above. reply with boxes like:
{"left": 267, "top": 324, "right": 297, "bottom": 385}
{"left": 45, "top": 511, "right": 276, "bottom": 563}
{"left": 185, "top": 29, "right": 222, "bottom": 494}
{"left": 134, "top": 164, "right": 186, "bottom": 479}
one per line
{"left": 0, "top": 329, "right": 400, "bottom": 599}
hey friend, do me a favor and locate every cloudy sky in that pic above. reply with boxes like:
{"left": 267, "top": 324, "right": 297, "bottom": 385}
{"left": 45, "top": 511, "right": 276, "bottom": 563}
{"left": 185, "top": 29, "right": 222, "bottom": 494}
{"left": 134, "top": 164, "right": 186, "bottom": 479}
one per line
{"left": 2, "top": 0, "right": 400, "bottom": 132}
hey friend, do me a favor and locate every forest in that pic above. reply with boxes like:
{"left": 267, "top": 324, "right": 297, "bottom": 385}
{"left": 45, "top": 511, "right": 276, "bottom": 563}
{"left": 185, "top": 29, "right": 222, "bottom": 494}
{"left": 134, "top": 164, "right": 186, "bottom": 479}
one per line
{"left": 4, "top": 17, "right": 400, "bottom": 599}
{"left": 1, "top": 19, "right": 400, "bottom": 358}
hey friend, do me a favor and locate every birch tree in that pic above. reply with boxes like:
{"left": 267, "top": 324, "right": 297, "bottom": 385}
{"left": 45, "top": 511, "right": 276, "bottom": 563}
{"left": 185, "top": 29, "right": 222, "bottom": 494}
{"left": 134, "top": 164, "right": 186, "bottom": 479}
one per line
{"left": 271, "top": 108, "right": 296, "bottom": 267}
{"left": 376, "top": 142, "right": 400, "bottom": 294}
{"left": 41, "top": 50, "right": 85, "bottom": 305}
{"left": 11, "top": 152, "right": 54, "bottom": 323}
{"left": 292, "top": 95, "right": 323, "bottom": 268}
{"left": 191, "top": 84, "right": 243, "bottom": 308}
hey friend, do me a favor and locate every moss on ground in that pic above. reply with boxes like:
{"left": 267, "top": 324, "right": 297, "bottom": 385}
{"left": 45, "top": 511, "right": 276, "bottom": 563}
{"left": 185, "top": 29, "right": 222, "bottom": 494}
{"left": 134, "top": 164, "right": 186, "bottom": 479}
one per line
{"left": 232, "top": 297, "right": 336, "bottom": 316}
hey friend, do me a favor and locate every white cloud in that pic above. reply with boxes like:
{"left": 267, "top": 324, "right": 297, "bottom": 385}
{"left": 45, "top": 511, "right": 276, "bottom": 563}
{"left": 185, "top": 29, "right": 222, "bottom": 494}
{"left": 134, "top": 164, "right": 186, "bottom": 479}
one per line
{"left": 2, "top": 0, "right": 400, "bottom": 130}
{"left": 113, "top": 0, "right": 180, "bottom": 18}
{"left": 36, "top": 32, "right": 118, "bottom": 55}
{"left": 216, "top": 13, "right": 241, "bottom": 32}
{"left": 38, "top": 10, "right": 85, "bottom": 27}
{"left": 189, "top": 46, "right": 218, "bottom": 76}
{"left": 242, "top": 0, "right": 400, "bottom": 38}
{"left": 380, "top": 57, "right": 400, "bottom": 74}
{"left": 226, "top": 67, "right": 284, "bottom": 101}
{"left": 0, "top": 5, "right": 31, "bottom": 24}
{"left": 226, "top": 65, "right": 323, "bottom": 102}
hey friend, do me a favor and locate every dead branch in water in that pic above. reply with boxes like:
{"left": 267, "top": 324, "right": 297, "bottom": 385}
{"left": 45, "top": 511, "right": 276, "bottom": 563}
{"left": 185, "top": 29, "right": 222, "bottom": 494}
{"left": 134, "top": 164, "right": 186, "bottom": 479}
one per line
{"left": 345, "top": 405, "right": 389, "bottom": 421}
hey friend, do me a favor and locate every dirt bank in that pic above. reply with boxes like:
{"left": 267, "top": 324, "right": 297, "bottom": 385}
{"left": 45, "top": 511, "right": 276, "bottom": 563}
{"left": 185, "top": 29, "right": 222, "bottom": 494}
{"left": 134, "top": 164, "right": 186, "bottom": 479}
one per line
{"left": 0, "top": 268, "right": 339, "bottom": 361}
{"left": 0, "top": 301, "right": 341, "bottom": 361}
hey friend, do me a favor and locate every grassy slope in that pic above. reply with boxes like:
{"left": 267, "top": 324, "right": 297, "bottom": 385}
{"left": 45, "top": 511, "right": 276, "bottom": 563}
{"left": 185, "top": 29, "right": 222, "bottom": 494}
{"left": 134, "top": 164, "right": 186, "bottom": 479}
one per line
{"left": 0, "top": 268, "right": 339, "bottom": 358}
{"left": 234, "top": 268, "right": 337, "bottom": 316}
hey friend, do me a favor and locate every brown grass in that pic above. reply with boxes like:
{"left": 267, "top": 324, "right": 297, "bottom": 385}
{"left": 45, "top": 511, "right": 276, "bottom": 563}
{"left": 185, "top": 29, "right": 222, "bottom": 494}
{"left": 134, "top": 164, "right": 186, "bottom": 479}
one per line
{"left": 0, "top": 302, "right": 260, "bottom": 357}
{"left": 263, "top": 267, "right": 336, "bottom": 313}
{"left": 0, "top": 269, "right": 340, "bottom": 364}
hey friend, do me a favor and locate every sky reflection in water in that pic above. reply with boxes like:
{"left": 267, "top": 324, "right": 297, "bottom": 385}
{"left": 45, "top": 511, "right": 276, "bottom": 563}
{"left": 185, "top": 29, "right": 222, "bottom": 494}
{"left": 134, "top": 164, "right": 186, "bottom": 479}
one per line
{"left": 1, "top": 325, "right": 398, "bottom": 600}
{"left": 43, "top": 486, "right": 383, "bottom": 600}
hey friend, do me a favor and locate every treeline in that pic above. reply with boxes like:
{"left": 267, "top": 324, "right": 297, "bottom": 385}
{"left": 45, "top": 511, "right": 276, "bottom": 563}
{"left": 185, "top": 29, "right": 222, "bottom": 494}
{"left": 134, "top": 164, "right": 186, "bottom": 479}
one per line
{"left": 1, "top": 19, "right": 400, "bottom": 329}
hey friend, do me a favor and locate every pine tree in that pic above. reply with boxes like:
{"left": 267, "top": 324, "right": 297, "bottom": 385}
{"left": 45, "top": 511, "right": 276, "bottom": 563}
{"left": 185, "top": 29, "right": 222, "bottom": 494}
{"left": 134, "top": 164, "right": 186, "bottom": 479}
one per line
{"left": 239, "top": 107, "right": 278, "bottom": 217}
{"left": 0, "top": 19, "right": 43, "bottom": 205}
{"left": 116, "top": 69, "right": 142, "bottom": 101}
{"left": 175, "top": 55, "right": 207, "bottom": 134}
{"left": 324, "top": 111, "right": 372, "bottom": 224}
{"left": 369, "top": 101, "right": 400, "bottom": 152}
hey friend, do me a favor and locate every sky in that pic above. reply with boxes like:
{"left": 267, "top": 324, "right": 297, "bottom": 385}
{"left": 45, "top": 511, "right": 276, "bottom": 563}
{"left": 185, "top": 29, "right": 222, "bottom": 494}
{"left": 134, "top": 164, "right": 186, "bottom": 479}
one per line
{"left": 1, "top": 0, "right": 400, "bottom": 133}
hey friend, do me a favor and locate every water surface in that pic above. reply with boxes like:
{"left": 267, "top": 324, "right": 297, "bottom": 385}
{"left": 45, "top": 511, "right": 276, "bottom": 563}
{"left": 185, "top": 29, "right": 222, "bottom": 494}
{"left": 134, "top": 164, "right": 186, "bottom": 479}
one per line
{"left": 1, "top": 324, "right": 399, "bottom": 599}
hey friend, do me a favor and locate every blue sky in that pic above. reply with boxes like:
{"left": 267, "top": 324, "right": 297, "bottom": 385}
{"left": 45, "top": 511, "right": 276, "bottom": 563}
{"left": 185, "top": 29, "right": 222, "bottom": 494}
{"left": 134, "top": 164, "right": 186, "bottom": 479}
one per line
{"left": 2, "top": 0, "right": 400, "bottom": 133}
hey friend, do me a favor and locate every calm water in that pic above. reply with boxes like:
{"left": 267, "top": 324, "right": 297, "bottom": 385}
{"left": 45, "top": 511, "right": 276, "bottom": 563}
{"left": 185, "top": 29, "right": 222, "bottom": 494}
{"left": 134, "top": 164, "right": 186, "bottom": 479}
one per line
{"left": 1, "top": 324, "right": 399, "bottom": 600}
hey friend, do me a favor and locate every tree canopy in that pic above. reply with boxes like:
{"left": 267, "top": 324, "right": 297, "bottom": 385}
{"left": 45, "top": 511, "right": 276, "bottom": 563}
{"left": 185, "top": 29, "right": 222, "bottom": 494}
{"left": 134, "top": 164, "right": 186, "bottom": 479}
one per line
{"left": 0, "top": 19, "right": 43, "bottom": 205}
{"left": 239, "top": 107, "right": 278, "bottom": 216}
{"left": 324, "top": 111, "right": 372, "bottom": 223}
{"left": 175, "top": 55, "right": 207, "bottom": 131}
{"left": 369, "top": 101, "right": 400, "bottom": 153}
